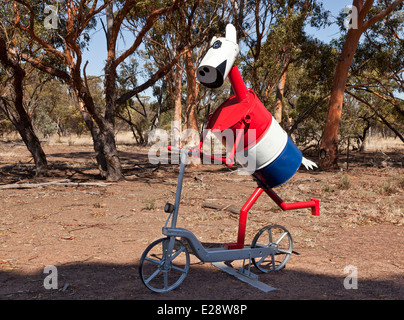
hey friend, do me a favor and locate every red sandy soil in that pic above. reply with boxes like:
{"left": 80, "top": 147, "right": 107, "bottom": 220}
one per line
{"left": 0, "top": 142, "right": 403, "bottom": 300}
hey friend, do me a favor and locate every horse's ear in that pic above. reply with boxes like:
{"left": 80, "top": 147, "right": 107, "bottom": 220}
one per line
{"left": 225, "top": 24, "right": 237, "bottom": 44}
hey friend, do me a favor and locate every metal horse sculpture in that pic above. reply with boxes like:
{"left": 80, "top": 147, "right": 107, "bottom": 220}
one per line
{"left": 194, "top": 24, "right": 320, "bottom": 249}
{"left": 139, "top": 25, "right": 321, "bottom": 294}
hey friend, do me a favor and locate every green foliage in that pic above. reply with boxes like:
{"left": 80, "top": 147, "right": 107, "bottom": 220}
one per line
{"left": 29, "top": 79, "right": 88, "bottom": 137}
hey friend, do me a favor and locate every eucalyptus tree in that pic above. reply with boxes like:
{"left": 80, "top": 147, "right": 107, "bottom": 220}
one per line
{"left": 346, "top": 2, "right": 404, "bottom": 142}
{"left": 0, "top": 2, "right": 49, "bottom": 177}
{"left": 11, "top": 0, "right": 188, "bottom": 181}
{"left": 318, "top": 0, "right": 404, "bottom": 169}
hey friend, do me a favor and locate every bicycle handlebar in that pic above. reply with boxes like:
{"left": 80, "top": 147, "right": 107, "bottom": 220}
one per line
{"left": 167, "top": 145, "right": 235, "bottom": 167}
{"left": 168, "top": 146, "right": 199, "bottom": 156}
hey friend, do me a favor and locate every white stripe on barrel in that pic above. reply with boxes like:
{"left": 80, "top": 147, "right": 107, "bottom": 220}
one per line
{"left": 236, "top": 117, "right": 288, "bottom": 170}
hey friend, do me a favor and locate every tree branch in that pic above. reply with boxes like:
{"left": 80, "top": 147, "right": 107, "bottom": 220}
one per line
{"left": 361, "top": 0, "right": 404, "bottom": 31}
{"left": 8, "top": 48, "right": 71, "bottom": 82}
{"left": 113, "top": 0, "right": 183, "bottom": 68}
{"left": 13, "top": 0, "right": 68, "bottom": 63}
{"left": 358, "top": 0, "right": 374, "bottom": 23}
{"left": 116, "top": 45, "right": 191, "bottom": 106}
{"left": 346, "top": 90, "right": 404, "bottom": 142}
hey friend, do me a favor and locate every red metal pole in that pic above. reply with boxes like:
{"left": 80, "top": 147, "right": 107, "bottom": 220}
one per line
{"left": 225, "top": 187, "right": 319, "bottom": 250}
{"left": 228, "top": 66, "right": 249, "bottom": 103}
{"left": 264, "top": 188, "right": 320, "bottom": 216}
{"left": 225, "top": 187, "right": 264, "bottom": 250}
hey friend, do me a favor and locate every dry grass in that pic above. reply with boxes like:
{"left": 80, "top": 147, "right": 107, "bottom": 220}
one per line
{"left": 363, "top": 136, "right": 404, "bottom": 152}
{"left": 45, "top": 131, "right": 137, "bottom": 146}
{"left": 317, "top": 174, "right": 404, "bottom": 228}
{"left": 0, "top": 131, "right": 137, "bottom": 146}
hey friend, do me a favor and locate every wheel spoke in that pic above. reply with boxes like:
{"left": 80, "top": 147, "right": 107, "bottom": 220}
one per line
{"left": 171, "top": 264, "right": 187, "bottom": 273}
{"left": 268, "top": 229, "right": 273, "bottom": 244}
{"left": 254, "top": 255, "right": 267, "bottom": 267}
{"left": 144, "top": 256, "right": 161, "bottom": 265}
{"left": 144, "top": 268, "right": 161, "bottom": 285}
{"left": 170, "top": 246, "right": 185, "bottom": 261}
{"left": 275, "top": 232, "right": 288, "bottom": 245}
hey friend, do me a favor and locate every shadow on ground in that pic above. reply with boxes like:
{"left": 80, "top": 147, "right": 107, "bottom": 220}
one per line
{"left": 1, "top": 261, "right": 402, "bottom": 300}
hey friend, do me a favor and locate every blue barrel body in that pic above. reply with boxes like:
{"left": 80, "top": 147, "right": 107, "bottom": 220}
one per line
{"left": 253, "top": 137, "right": 302, "bottom": 188}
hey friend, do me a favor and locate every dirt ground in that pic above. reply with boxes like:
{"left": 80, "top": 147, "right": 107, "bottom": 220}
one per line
{"left": 0, "top": 140, "right": 403, "bottom": 300}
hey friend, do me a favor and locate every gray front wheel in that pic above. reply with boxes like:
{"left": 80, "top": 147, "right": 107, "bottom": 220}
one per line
{"left": 139, "top": 237, "right": 190, "bottom": 293}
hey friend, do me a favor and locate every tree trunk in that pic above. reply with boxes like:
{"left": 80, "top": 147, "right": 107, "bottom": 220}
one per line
{"left": 172, "top": 64, "right": 183, "bottom": 148}
{"left": 102, "top": 61, "right": 123, "bottom": 181}
{"left": 274, "top": 63, "right": 288, "bottom": 124}
{"left": 184, "top": 51, "right": 199, "bottom": 148}
{"left": 0, "top": 36, "right": 48, "bottom": 176}
{"left": 318, "top": 0, "right": 364, "bottom": 169}
{"left": 318, "top": 0, "right": 404, "bottom": 169}
{"left": 99, "top": 122, "right": 122, "bottom": 181}
{"left": 15, "top": 120, "right": 48, "bottom": 176}
{"left": 76, "top": 97, "right": 108, "bottom": 178}
{"left": 0, "top": 97, "right": 48, "bottom": 177}
{"left": 74, "top": 70, "right": 122, "bottom": 181}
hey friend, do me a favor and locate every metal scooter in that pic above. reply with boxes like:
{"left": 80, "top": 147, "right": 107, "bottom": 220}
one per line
{"left": 139, "top": 147, "right": 317, "bottom": 293}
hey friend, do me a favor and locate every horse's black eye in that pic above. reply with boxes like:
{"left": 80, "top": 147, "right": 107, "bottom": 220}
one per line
{"left": 212, "top": 40, "right": 222, "bottom": 49}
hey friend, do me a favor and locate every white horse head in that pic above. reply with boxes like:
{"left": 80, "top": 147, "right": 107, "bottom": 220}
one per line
{"left": 197, "top": 24, "right": 240, "bottom": 89}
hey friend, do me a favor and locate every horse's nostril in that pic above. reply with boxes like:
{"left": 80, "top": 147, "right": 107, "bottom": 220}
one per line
{"left": 203, "top": 67, "right": 210, "bottom": 73}
{"left": 199, "top": 70, "right": 206, "bottom": 77}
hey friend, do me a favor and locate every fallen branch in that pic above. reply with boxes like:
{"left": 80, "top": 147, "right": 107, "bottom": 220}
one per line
{"left": 0, "top": 180, "right": 114, "bottom": 190}
{"left": 202, "top": 201, "right": 240, "bottom": 215}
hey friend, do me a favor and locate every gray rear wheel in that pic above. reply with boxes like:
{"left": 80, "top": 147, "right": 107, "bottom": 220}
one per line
{"left": 251, "top": 225, "right": 293, "bottom": 273}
